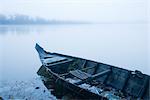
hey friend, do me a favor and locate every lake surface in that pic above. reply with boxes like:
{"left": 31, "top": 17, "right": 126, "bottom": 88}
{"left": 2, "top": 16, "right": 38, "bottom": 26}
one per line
{"left": 0, "top": 24, "right": 149, "bottom": 81}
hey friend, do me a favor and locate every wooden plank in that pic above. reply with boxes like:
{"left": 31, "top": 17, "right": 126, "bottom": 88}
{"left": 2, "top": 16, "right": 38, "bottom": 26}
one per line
{"left": 81, "top": 60, "right": 87, "bottom": 68}
{"left": 81, "top": 66, "right": 95, "bottom": 71}
{"left": 47, "top": 59, "right": 73, "bottom": 66}
{"left": 75, "top": 69, "right": 111, "bottom": 85}
{"left": 44, "top": 56, "right": 67, "bottom": 64}
{"left": 93, "top": 63, "right": 99, "bottom": 75}
{"left": 70, "top": 70, "right": 91, "bottom": 80}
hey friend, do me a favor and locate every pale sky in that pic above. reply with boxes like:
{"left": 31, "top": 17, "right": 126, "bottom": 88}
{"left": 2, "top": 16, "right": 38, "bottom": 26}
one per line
{"left": 0, "top": 0, "right": 149, "bottom": 22}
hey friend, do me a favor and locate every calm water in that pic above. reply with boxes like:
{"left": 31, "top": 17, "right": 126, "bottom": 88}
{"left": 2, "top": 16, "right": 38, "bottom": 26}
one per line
{"left": 0, "top": 24, "right": 149, "bottom": 81}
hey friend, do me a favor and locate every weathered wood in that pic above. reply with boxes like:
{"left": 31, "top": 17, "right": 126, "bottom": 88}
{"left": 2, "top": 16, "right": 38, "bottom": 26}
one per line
{"left": 81, "top": 66, "right": 95, "bottom": 71}
{"left": 82, "top": 60, "right": 87, "bottom": 68}
{"left": 91, "top": 69, "right": 111, "bottom": 79}
{"left": 47, "top": 59, "right": 73, "bottom": 66}
{"left": 75, "top": 69, "right": 111, "bottom": 85}
{"left": 36, "top": 44, "right": 150, "bottom": 99}
{"left": 70, "top": 70, "right": 91, "bottom": 80}
{"left": 44, "top": 57, "right": 67, "bottom": 64}
{"left": 93, "top": 63, "right": 99, "bottom": 75}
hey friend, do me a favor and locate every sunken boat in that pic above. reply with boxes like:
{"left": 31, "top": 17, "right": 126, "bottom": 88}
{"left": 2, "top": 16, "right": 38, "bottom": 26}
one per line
{"left": 35, "top": 44, "right": 149, "bottom": 100}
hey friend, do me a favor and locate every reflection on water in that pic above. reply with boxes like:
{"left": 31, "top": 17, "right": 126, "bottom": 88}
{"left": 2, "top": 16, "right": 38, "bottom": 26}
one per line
{"left": 0, "top": 25, "right": 34, "bottom": 34}
{"left": 0, "top": 24, "right": 149, "bottom": 81}
{"left": 0, "top": 25, "right": 57, "bottom": 35}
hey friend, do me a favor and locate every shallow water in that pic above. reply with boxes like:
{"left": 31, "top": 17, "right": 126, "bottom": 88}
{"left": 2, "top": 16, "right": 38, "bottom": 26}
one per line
{"left": 0, "top": 24, "right": 149, "bottom": 81}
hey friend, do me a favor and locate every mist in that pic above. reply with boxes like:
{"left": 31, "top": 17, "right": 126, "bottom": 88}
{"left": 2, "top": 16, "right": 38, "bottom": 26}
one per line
{"left": 0, "top": 0, "right": 148, "bottom": 23}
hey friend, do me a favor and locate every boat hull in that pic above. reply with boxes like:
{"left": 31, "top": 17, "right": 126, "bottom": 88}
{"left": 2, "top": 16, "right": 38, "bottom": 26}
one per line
{"left": 37, "top": 65, "right": 107, "bottom": 99}
{"left": 35, "top": 44, "right": 150, "bottom": 99}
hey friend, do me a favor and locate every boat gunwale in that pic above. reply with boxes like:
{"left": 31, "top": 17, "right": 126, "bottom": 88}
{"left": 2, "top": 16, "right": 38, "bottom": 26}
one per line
{"left": 45, "top": 51, "right": 149, "bottom": 77}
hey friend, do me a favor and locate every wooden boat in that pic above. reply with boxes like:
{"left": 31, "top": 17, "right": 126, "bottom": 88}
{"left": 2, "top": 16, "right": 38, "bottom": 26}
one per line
{"left": 35, "top": 43, "right": 149, "bottom": 99}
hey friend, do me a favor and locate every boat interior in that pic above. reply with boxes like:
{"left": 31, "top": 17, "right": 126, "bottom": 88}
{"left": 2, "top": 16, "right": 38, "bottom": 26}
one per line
{"left": 36, "top": 44, "right": 149, "bottom": 99}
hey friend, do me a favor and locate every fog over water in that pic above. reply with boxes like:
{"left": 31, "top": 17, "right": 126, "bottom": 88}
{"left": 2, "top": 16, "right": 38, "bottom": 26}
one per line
{"left": 0, "top": 0, "right": 149, "bottom": 81}
{"left": 0, "top": 23, "right": 149, "bottom": 81}
{"left": 0, "top": 0, "right": 148, "bottom": 22}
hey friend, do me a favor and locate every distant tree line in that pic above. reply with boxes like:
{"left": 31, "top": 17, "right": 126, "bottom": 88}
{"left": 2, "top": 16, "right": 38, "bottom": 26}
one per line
{"left": 0, "top": 14, "right": 53, "bottom": 25}
{"left": 0, "top": 14, "right": 89, "bottom": 25}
